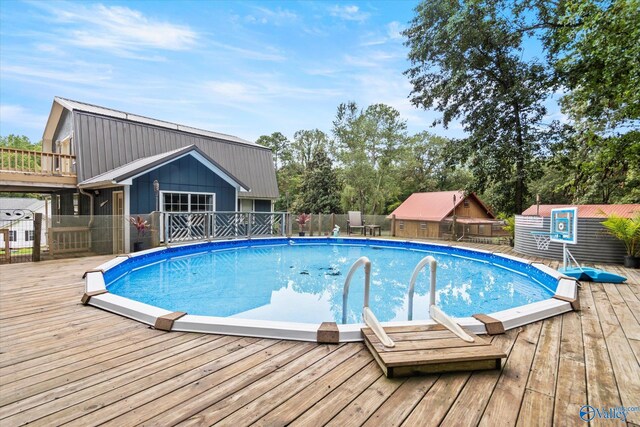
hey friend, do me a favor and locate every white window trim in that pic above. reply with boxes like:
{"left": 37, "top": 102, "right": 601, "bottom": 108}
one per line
{"left": 160, "top": 190, "right": 216, "bottom": 213}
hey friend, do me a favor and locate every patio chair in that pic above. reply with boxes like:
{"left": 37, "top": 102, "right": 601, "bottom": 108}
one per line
{"left": 347, "top": 211, "right": 365, "bottom": 235}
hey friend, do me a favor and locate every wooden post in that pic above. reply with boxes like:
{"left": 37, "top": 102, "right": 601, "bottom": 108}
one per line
{"left": 33, "top": 213, "right": 42, "bottom": 262}
{"left": 287, "top": 213, "right": 292, "bottom": 237}
{"left": 331, "top": 213, "right": 336, "bottom": 231}
{"left": 391, "top": 214, "right": 396, "bottom": 237}
{"left": 318, "top": 213, "right": 323, "bottom": 235}
{"left": 150, "top": 212, "right": 160, "bottom": 247}
{"left": 309, "top": 214, "right": 314, "bottom": 236}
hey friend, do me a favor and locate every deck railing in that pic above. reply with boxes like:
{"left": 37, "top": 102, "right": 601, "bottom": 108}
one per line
{"left": 48, "top": 226, "right": 91, "bottom": 255}
{"left": 162, "top": 211, "right": 287, "bottom": 243}
{"left": 0, "top": 147, "right": 76, "bottom": 176}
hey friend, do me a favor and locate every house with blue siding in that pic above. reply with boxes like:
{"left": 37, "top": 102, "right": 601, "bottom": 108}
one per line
{"left": 0, "top": 97, "right": 279, "bottom": 253}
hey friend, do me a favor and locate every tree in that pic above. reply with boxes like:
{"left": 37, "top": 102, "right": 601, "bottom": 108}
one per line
{"left": 524, "top": 0, "right": 640, "bottom": 130}
{"left": 256, "top": 132, "right": 291, "bottom": 171}
{"left": 291, "top": 129, "right": 330, "bottom": 169}
{"left": 404, "top": 0, "right": 553, "bottom": 214}
{"left": 296, "top": 146, "right": 341, "bottom": 214}
{"left": 395, "top": 131, "right": 473, "bottom": 199}
{"left": 333, "top": 102, "right": 407, "bottom": 214}
{"left": 0, "top": 134, "right": 41, "bottom": 150}
{"left": 0, "top": 135, "right": 43, "bottom": 198}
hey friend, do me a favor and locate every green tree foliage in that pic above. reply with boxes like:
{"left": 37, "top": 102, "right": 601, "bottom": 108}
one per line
{"left": 333, "top": 102, "right": 408, "bottom": 214}
{"left": 0, "top": 135, "right": 43, "bottom": 198}
{"left": 396, "top": 131, "right": 473, "bottom": 199}
{"left": 511, "top": 0, "right": 640, "bottom": 206}
{"left": 404, "top": 0, "right": 553, "bottom": 214}
{"left": 291, "top": 129, "right": 330, "bottom": 168}
{"left": 256, "top": 132, "right": 291, "bottom": 171}
{"left": 530, "top": 0, "right": 640, "bottom": 129}
{"left": 295, "top": 146, "right": 341, "bottom": 214}
{"left": 0, "top": 134, "right": 41, "bottom": 150}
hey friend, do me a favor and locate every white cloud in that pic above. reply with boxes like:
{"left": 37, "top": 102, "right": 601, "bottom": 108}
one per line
{"left": 208, "top": 40, "right": 286, "bottom": 62}
{"left": 34, "top": 2, "right": 197, "bottom": 56}
{"left": 328, "top": 5, "right": 369, "bottom": 22}
{"left": 387, "top": 21, "right": 405, "bottom": 40}
{"left": 344, "top": 50, "right": 402, "bottom": 68}
{"left": 0, "top": 63, "right": 112, "bottom": 85}
{"left": 204, "top": 77, "right": 342, "bottom": 107}
{"left": 0, "top": 105, "right": 48, "bottom": 137}
{"left": 245, "top": 6, "right": 298, "bottom": 25}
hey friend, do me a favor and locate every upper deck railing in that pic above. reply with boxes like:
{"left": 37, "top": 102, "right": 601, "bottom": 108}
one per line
{"left": 0, "top": 147, "right": 76, "bottom": 176}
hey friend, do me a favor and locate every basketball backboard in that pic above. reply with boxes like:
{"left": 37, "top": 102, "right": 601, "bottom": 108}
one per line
{"left": 550, "top": 207, "right": 578, "bottom": 244}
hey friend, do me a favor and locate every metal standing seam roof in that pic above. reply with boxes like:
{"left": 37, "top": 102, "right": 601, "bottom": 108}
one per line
{"left": 54, "top": 97, "right": 258, "bottom": 147}
{"left": 521, "top": 204, "right": 640, "bottom": 218}
{"left": 51, "top": 97, "right": 279, "bottom": 199}
{"left": 77, "top": 145, "right": 249, "bottom": 191}
{"left": 388, "top": 191, "right": 495, "bottom": 221}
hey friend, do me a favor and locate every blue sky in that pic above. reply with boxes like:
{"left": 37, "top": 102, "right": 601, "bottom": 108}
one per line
{"left": 0, "top": 1, "right": 559, "bottom": 144}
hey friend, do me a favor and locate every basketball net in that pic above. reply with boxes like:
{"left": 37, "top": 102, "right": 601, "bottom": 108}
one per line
{"left": 532, "top": 233, "right": 551, "bottom": 251}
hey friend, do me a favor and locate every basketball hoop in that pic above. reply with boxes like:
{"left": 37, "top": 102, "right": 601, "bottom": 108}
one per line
{"left": 531, "top": 232, "right": 552, "bottom": 251}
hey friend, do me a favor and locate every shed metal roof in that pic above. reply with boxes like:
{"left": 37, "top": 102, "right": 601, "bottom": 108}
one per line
{"left": 49, "top": 97, "right": 279, "bottom": 199}
{"left": 521, "top": 204, "right": 640, "bottom": 218}
{"left": 388, "top": 191, "right": 495, "bottom": 221}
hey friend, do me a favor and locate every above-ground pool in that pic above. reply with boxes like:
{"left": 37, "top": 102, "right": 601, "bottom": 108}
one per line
{"left": 84, "top": 237, "right": 578, "bottom": 342}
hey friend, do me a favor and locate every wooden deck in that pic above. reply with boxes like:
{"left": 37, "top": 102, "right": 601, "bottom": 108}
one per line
{"left": 1, "top": 243, "right": 639, "bottom": 426}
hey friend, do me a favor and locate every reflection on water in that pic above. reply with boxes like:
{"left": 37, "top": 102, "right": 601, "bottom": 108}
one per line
{"left": 107, "top": 243, "right": 554, "bottom": 324}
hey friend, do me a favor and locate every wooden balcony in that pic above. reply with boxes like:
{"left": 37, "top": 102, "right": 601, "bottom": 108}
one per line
{"left": 0, "top": 147, "right": 78, "bottom": 191}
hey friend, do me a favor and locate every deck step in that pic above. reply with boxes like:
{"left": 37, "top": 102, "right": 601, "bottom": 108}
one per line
{"left": 362, "top": 324, "right": 506, "bottom": 378}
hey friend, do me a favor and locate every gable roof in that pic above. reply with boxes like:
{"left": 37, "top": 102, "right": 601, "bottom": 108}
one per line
{"left": 522, "top": 204, "right": 640, "bottom": 218}
{"left": 78, "top": 145, "right": 249, "bottom": 191}
{"left": 388, "top": 191, "right": 495, "bottom": 221}
{"left": 45, "top": 97, "right": 278, "bottom": 199}
{"left": 54, "top": 97, "right": 257, "bottom": 147}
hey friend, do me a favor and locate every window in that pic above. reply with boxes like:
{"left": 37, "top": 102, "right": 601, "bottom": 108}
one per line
{"left": 399, "top": 221, "right": 404, "bottom": 231}
{"left": 161, "top": 192, "right": 214, "bottom": 212}
{"left": 55, "top": 194, "right": 61, "bottom": 224}
{"left": 420, "top": 222, "right": 427, "bottom": 230}
{"left": 463, "top": 199, "right": 470, "bottom": 208}
{"left": 191, "top": 194, "right": 213, "bottom": 212}
{"left": 9, "top": 230, "right": 17, "bottom": 241}
{"left": 25, "top": 230, "right": 35, "bottom": 241}
{"left": 73, "top": 193, "right": 80, "bottom": 216}
{"left": 240, "top": 199, "right": 253, "bottom": 212}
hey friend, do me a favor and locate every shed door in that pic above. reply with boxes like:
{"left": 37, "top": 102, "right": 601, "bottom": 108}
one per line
{"left": 112, "top": 191, "right": 124, "bottom": 253}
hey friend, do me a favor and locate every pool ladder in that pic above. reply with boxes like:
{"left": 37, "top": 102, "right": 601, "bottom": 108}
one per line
{"left": 342, "top": 255, "right": 474, "bottom": 347}
{"left": 342, "top": 257, "right": 395, "bottom": 347}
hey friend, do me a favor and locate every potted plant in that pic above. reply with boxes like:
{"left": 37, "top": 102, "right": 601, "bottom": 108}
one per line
{"left": 601, "top": 213, "right": 640, "bottom": 268}
{"left": 130, "top": 216, "right": 150, "bottom": 252}
{"left": 296, "top": 213, "right": 311, "bottom": 236}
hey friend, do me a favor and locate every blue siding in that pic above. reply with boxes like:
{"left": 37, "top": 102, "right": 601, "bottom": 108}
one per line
{"left": 130, "top": 155, "right": 236, "bottom": 214}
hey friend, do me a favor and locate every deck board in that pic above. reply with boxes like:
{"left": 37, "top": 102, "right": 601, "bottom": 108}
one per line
{"left": 1, "top": 244, "right": 639, "bottom": 426}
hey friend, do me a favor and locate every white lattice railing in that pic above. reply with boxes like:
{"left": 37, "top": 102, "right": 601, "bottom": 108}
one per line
{"left": 162, "top": 211, "right": 287, "bottom": 243}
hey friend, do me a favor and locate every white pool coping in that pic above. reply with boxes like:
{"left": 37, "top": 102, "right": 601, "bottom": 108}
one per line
{"left": 84, "top": 237, "right": 578, "bottom": 342}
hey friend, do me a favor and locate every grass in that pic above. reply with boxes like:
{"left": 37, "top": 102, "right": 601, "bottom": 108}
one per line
{"left": 0, "top": 247, "right": 33, "bottom": 255}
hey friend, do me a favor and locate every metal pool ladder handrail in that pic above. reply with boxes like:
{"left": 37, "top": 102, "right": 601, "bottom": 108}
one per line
{"left": 407, "top": 255, "right": 438, "bottom": 321}
{"left": 342, "top": 256, "right": 395, "bottom": 348}
{"left": 407, "top": 255, "right": 475, "bottom": 343}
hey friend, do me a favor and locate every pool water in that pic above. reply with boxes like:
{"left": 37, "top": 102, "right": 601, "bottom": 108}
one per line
{"left": 106, "top": 240, "right": 556, "bottom": 324}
